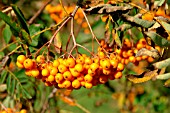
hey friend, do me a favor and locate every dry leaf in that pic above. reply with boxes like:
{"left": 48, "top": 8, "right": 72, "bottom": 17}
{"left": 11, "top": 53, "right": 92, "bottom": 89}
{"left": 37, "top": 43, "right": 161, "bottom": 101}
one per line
{"left": 54, "top": 33, "right": 62, "bottom": 53}
{"left": 126, "top": 70, "right": 158, "bottom": 83}
{"left": 136, "top": 48, "right": 160, "bottom": 59}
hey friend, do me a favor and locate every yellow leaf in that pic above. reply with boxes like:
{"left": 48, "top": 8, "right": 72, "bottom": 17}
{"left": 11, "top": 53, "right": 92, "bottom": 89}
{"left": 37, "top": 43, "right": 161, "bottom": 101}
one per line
{"left": 54, "top": 33, "right": 62, "bottom": 53}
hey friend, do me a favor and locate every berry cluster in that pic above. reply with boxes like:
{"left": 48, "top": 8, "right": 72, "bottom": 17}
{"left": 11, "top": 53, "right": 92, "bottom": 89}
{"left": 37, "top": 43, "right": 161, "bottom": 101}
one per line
{"left": 16, "top": 38, "right": 159, "bottom": 90}
{"left": 45, "top": 4, "right": 90, "bottom": 34}
{"left": 0, "top": 108, "right": 27, "bottom": 113}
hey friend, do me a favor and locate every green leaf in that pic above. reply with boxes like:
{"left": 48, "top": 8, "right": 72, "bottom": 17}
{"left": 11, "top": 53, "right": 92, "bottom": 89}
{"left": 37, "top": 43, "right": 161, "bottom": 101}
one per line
{"left": 122, "top": 15, "right": 155, "bottom": 28}
{"left": 145, "top": 31, "right": 170, "bottom": 47}
{"left": 16, "top": 83, "right": 21, "bottom": 100}
{"left": 156, "top": 73, "right": 170, "bottom": 80}
{"left": 3, "top": 24, "right": 12, "bottom": 44}
{"left": 153, "top": 58, "right": 170, "bottom": 69}
{"left": 11, "top": 5, "right": 29, "bottom": 34}
{"left": 0, "top": 70, "right": 8, "bottom": 83}
{"left": 160, "top": 21, "right": 170, "bottom": 33}
{"left": 114, "top": 31, "right": 122, "bottom": 47}
{"left": 22, "top": 89, "right": 32, "bottom": 99}
{"left": 21, "top": 29, "right": 32, "bottom": 45}
{"left": 0, "top": 11, "right": 21, "bottom": 35}
{"left": 10, "top": 79, "right": 16, "bottom": 95}
{"left": 7, "top": 75, "right": 11, "bottom": 93}
{"left": 29, "top": 24, "right": 42, "bottom": 46}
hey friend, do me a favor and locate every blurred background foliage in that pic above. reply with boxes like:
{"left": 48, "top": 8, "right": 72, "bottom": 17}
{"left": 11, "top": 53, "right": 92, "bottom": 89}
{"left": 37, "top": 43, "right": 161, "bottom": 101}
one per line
{"left": 1, "top": 0, "right": 170, "bottom": 113}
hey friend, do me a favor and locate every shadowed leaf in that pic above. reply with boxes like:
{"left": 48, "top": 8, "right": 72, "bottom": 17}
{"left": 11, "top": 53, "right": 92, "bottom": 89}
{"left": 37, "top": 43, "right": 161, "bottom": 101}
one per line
{"left": 136, "top": 48, "right": 160, "bottom": 59}
{"left": 145, "top": 31, "right": 170, "bottom": 47}
{"left": 122, "top": 14, "right": 155, "bottom": 28}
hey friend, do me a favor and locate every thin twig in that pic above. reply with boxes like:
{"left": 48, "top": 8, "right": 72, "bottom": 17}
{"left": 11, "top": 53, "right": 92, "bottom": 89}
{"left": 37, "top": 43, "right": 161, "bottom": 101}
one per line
{"left": 28, "top": 0, "right": 53, "bottom": 24}
{"left": 41, "top": 88, "right": 58, "bottom": 113}
{"left": 0, "top": 102, "right": 7, "bottom": 111}
{"left": 75, "top": 103, "right": 91, "bottom": 113}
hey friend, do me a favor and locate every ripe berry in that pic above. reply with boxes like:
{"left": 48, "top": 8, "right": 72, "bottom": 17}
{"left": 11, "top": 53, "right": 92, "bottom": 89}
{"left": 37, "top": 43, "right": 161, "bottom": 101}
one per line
{"left": 90, "top": 63, "right": 99, "bottom": 72}
{"left": 85, "top": 82, "right": 93, "bottom": 89}
{"left": 76, "top": 55, "right": 85, "bottom": 64}
{"left": 101, "top": 59, "right": 111, "bottom": 69}
{"left": 117, "top": 63, "right": 124, "bottom": 71}
{"left": 99, "top": 75, "right": 108, "bottom": 84}
{"left": 114, "top": 71, "right": 122, "bottom": 79}
{"left": 55, "top": 73, "right": 64, "bottom": 83}
{"left": 110, "top": 59, "right": 118, "bottom": 68}
{"left": 36, "top": 55, "right": 45, "bottom": 63}
{"left": 72, "top": 79, "right": 81, "bottom": 89}
{"left": 69, "top": 68, "right": 80, "bottom": 77}
{"left": 47, "top": 75, "right": 55, "bottom": 82}
{"left": 53, "top": 59, "right": 60, "bottom": 68}
{"left": 63, "top": 71, "right": 73, "bottom": 81}
{"left": 84, "top": 74, "right": 93, "bottom": 83}
{"left": 58, "top": 64, "right": 68, "bottom": 73}
{"left": 42, "top": 68, "right": 50, "bottom": 76}
{"left": 31, "top": 68, "right": 40, "bottom": 77}
{"left": 23, "top": 58, "right": 33, "bottom": 69}
{"left": 17, "top": 55, "right": 26, "bottom": 64}
{"left": 20, "top": 109, "right": 27, "bottom": 113}
{"left": 66, "top": 58, "right": 75, "bottom": 68}
{"left": 63, "top": 80, "right": 71, "bottom": 88}
{"left": 74, "top": 63, "right": 84, "bottom": 73}
{"left": 16, "top": 61, "right": 24, "bottom": 69}
{"left": 50, "top": 67, "right": 58, "bottom": 76}
{"left": 103, "top": 69, "right": 111, "bottom": 75}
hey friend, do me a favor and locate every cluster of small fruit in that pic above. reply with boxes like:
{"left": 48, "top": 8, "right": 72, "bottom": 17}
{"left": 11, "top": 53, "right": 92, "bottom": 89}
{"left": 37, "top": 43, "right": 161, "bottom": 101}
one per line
{"left": 45, "top": 4, "right": 90, "bottom": 34}
{"left": 16, "top": 38, "right": 159, "bottom": 90}
{"left": 0, "top": 108, "right": 27, "bottom": 113}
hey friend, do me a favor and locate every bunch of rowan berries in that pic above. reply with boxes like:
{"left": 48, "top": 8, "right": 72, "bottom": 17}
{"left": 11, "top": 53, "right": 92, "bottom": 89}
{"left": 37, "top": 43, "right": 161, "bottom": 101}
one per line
{"left": 16, "top": 38, "right": 159, "bottom": 90}
{"left": 0, "top": 108, "right": 27, "bottom": 113}
{"left": 45, "top": 4, "right": 90, "bottom": 34}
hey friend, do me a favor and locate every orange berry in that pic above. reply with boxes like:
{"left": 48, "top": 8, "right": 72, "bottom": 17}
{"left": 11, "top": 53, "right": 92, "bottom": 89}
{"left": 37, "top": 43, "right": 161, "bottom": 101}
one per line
{"left": 142, "top": 12, "right": 154, "bottom": 21}
{"left": 110, "top": 59, "right": 118, "bottom": 68}
{"left": 147, "top": 56, "right": 154, "bottom": 63}
{"left": 90, "top": 63, "right": 99, "bottom": 72}
{"left": 142, "top": 55, "right": 148, "bottom": 60}
{"left": 17, "top": 55, "right": 26, "bottom": 64}
{"left": 121, "top": 58, "right": 125, "bottom": 64}
{"left": 63, "top": 80, "right": 72, "bottom": 88}
{"left": 63, "top": 71, "right": 73, "bottom": 81}
{"left": 101, "top": 59, "right": 111, "bottom": 69}
{"left": 25, "top": 69, "right": 32, "bottom": 76}
{"left": 81, "top": 81, "right": 86, "bottom": 86}
{"left": 77, "top": 74, "right": 84, "bottom": 81}
{"left": 69, "top": 68, "right": 80, "bottom": 77}
{"left": 114, "top": 71, "right": 122, "bottom": 79}
{"left": 66, "top": 58, "right": 75, "bottom": 68}
{"left": 74, "top": 63, "right": 84, "bottom": 73}
{"left": 155, "top": 45, "right": 161, "bottom": 53}
{"left": 115, "top": 49, "right": 122, "bottom": 55}
{"left": 16, "top": 61, "right": 24, "bottom": 68}
{"left": 82, "top": 22, "right": 88, "bottom": 28}
{"left": 85, "top": 82, "right": 93, "bottom": 89}
{"left": 92, "top": 58, "right": 100, "bottom": 64}
{"left": 99, "top": 75, "right": 108, "bottom": 84}
{"left": 98, "top": 51, "right": 105, "bottom": 59}
{"left": 129, "top": 56, "right": 136, "bottom": 63}
{"left": 139, "top": 38, "right": 147, "bottom": 45}
{"left": 36, "top": 55, "right": 45, "bottom": 63}
{"left": 127, "top": 50, "right": 134, "bottom": 57}
{"left": 58, "top": 64, "right": 68, "bottom": 73}
{"left": 42, "top": 68, "right": 50, "bottom": 76}
{"left": 47, "top": 75, "right": 55, "bottom": 82}
{"left": 76, "top": 55, "right": 85, "bottom": 64}
{"left": 146, "top": 45, "right": 152, "bottom": 50}
{"left": 58, "top": 58, "right": 64, "bottom": 64}
{"left": 117, "top": 63, "right": 124, "bottom": 71}
{"left": 88, "top": 68, "right": 96, "bottom": 76}
{"left": 124, "top": 38, "right": 132, "bottom": 48}
{"left": 39, "top": 63, "right": 47, "bottom": 70}
{"left": 53, "top": 59, "right": 60, "bottom": 68}
{"left": 136, "top": 43, "right": 144, "bottom": 50}
{"left": 72, "top": 80, "right": 81, "bottom": 89}
{"left": 122, "top": 51, "right": 128, "bottom": 58}
{"left": 103, "top": 69, "right": 111, "bottom": 75}
{"left": 125, "top": 59, "right": 129, "bottom": 65}
{"left": 23, "top": 59, "right": 34, "bottom": 69}
{"left": 84, "top": 74, "right": 93, "bottom": 83}
{"left": 55, "top": 73, "right": 64, "bottom": 83}
{"left": 20, "top": 109, "right": 27, "bottom": 113}
{"left": 155, "top": 6, "right": 165, "bottom": 17}
{"left": 136, "top": 56, "right": 142, "bottom": 61}
{"left": 84, "top": 57, "right": 92, "bottom": 65}
{"left": 50, "top": 67, "right": 58, "bottom": 76}
{"left": 31, "top": 68, "right": 40, "bottom": 77}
